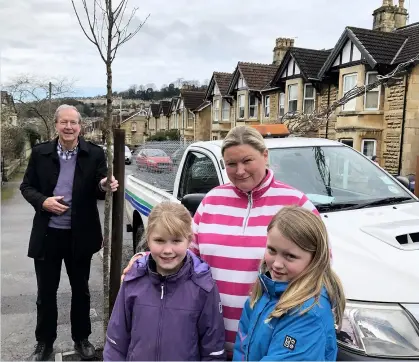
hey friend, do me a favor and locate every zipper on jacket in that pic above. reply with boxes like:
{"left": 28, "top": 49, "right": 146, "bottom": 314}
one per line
{"left": 242, "top": 192, "right": 253, "bottom": 234}
{"left": 155, "top": 282, "right": 166, "bottom": 361}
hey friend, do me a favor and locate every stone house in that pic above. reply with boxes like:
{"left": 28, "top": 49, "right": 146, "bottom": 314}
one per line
{"left": 120, "top": 111, "right": 147, "bottom": 147}
{"left": 204, "top": 72, "right": 234, "bottom": 140}
{"left": 193, "top": 101, "right": 212, "bottom": 141}
{"left": 176, "top": 90, "right": 206, "bottom": 141}
{"left": 146, "top": 103, "right": 160, "bottom": 138}
{"left": 225, "top": 62, "right": 278, "bottom": 128}
{"left": 317, "top": 0, "right": 419, "bottom": 175}
{"left": 1, "top": 91, "right": 18, "bottom": 126}
{"left": 169, "top": 97, "right": 180, "bottom": 131}
{"left": 265, "top": 47, "right": 332, "bottom": 125}
{"left": 147, "top": 100, "right": 170, "bottom": 136}
{"left": 157, "top": 100, "right": 171, "bottom": 132}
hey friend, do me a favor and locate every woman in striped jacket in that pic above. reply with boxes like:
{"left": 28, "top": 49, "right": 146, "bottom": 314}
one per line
{"left": 123, "top": 125, "right": 318, "bottom": 356}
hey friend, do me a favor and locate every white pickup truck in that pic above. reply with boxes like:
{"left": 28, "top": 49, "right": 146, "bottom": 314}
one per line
{"left": 125, "top": 137, "right": 419, "bottom": 360}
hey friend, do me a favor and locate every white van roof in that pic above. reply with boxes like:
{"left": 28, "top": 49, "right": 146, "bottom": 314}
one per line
{"left": 194, "top": 137, "right": 344, "bottom": 150}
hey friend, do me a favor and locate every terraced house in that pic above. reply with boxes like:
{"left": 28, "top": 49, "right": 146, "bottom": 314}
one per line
{"left": 205, "top": 72, "right": 234, "bottom": 140}
{"left": 317, "top": 0, "right": 419, "bottom": 175}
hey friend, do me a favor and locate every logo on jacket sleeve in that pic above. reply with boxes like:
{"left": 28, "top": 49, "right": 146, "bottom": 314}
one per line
{"left": 283, "top": 335, "right": 296, "bottom": 350}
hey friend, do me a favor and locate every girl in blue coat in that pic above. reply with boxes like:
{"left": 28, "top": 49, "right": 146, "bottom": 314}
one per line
{"left": 233, "top": 205, "right": 346, "bottom": 361}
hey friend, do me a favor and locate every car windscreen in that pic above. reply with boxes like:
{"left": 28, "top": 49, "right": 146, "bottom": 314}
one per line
{"left": 146, "top": 149, "right": 167, "bottom": 157}
{"left": 269, "top": 145, "right": 414, "bottom": 211}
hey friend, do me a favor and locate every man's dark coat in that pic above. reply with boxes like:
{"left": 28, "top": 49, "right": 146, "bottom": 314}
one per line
{"left": 20, "top": 137, "right": 108, "bottom": 259}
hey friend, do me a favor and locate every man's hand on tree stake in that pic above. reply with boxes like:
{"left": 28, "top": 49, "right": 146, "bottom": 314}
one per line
{"left": 100, "top": 176, "right": 119, "bottom": 192}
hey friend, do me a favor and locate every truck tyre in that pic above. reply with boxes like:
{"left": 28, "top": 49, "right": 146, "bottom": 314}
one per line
{"left": 133, "top": 224, "right": 148, "bottom": 254}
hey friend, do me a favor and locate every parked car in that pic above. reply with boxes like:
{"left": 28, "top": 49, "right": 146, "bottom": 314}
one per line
{"left": 135, "top": 148, "right": 173, "bottom": 172}
{"left": 125, "top": 145, "right": 132, "bottom": 165}
{"left": 125, "top": 135, "right": 419, "bottom": 360}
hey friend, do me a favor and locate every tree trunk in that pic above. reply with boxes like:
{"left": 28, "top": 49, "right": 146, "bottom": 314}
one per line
{"left": 103, "top": 0, "right": 114, "bottom": 335}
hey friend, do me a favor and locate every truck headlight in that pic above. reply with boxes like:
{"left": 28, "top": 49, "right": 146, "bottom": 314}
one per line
{"left": 337, "top": 301, "right": 419, "bottom": 357}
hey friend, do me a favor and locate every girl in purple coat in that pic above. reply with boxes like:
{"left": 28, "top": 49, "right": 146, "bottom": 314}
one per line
{"left": 104, "top": 202, "right": 226, "bottom": 361}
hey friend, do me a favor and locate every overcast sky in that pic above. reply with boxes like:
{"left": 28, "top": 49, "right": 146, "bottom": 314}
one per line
{"left": 1, "top": 0, "right": 418, "bottom": 97}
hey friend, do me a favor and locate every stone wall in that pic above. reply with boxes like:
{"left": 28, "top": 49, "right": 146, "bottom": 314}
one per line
{"left": 401, "top": 65, "right": 419, "bottom": 175}
{"left": 382, "top": 78, "right": 406, "bottom": 174}
{"left": 196, "top": 106, "right": 211, "bottom": 141}
{"left": 318, "top": 84, "right": 338, "bottom": 140}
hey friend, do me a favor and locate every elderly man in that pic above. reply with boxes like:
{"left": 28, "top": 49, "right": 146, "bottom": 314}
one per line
{"left": 20, "top": 105, "right": 118, "bottom": 361}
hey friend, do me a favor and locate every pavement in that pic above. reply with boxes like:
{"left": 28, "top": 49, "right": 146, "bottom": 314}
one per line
{"left": 1, "top": 164, "right": 136, "bottom": 361}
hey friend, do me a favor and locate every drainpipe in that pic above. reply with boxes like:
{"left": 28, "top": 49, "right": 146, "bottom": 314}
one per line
{"left": 398, "top": 72, "right": 410, "bottom": 175}
{"left": 325, "top": 84, "right": 331, "bottom": 139}
{"left": 189, "top": 108, "right": 196, "bottom": 141}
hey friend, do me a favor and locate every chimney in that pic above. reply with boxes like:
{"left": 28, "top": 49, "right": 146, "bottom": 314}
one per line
{"left": 395, "top": 0, "right": 408, "bottom": 28}
{"left": 372, "top": 0, "right": 408, "bottom": 32}
{"left": 273, "top": 38, "right": 294, "bottom": 66}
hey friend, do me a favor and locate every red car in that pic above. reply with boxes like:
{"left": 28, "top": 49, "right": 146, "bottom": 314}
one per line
{"left": 136, "top": 148, "right": 173, "bottom": 172}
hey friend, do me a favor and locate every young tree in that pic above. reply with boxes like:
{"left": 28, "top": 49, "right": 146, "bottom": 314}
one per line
{"left": 70, "top": 0, "right": 149, "bottom": 329}
{"left": 6, "top": 75, "right": 74, "bottom": 138}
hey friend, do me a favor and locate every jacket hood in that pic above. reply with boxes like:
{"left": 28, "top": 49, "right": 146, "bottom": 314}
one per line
{"left": 124, "top": 250, "right": 214, "bottom": 292}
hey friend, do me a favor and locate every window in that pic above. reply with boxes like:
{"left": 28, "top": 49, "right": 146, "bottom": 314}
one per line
{"left": 178, "top": 151, "right": 220, "bottom": 199}
{"left": 131, "top": 122, "right": 137, "bottom": 132}
{"left": 249, "top": 94, "right": 258, "bottom": 118}
{"left": 222, "top": 100, "right": 229, "bottom": 121}
{"left": 343, "top": 73, "right": 357, "bottom": 111}
{"left": 264, "top": 96, "right": 270, "bottom": 118}
{"left": 339, "top": 139, "right": 354, "bottom": 148}
{"left": 212, "top": 136, "right": 218, "bottom": 140}
{"left": 279, "top": 93, "right": 285, "bottom": 118}
{"left": 288, "top": 84, "right": 298, "bottom": 113}
{"left": 214, "top": 99, "right": 220, "bottom": 122}
{"left": 303, "top": 84, "right": 316, "bottom": 114}
{"left": 238, "top": 95, "right": 245, "bottom": 119}
{"left": 187, "top": 113, "right": 194, "bottom": 128}
{"left": 365, "top": 72, "right": 380, "bottom": 110}
{"left": 362, "top": 139, "right": 377, "bottom": 159}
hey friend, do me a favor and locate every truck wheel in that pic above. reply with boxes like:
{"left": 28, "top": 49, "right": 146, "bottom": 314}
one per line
{"left": 133, "top": 224, "right": 148, "bottom": 254}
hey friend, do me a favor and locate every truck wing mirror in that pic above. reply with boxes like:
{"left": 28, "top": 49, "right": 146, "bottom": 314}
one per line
{"left": 396, "top": 176, "right": 410, "bottom": 190}
{"left": 181, "top": 193, "right": 206, "bottom": 216}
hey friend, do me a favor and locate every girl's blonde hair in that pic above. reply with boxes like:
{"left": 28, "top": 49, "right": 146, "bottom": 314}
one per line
{"left": 250, "top": 205, "right": 346, "bottom": 329}
{"left": 146, "top": 202, "right": 193, "bottom": 242}
{"left": 221, "top": 125, "right": 267, "bottom": 156}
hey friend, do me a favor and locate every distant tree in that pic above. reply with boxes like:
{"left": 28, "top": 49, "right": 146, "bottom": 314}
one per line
{"left": 6, "top": 75, "right": 74, "bottom": 138}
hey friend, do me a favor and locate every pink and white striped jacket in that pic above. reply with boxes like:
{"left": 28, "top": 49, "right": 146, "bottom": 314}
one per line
{"left": 190, "top": 169, "right": 318, "bottom": 351}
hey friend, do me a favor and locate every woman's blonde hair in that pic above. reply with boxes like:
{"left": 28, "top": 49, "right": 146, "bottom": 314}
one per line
{"left": 250, "top": 205, "right": 346, "bottom": 329}
{"left": 221, "top": 125, "right": 267, "bottom": 156}
{"left": 146, "top": 202, "right": 193, "bottom": 242}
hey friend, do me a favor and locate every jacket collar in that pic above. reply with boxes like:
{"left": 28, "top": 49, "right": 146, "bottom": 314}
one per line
{"left": 232, "top": 168, "right": 274, "bottom": 200}
{"left": 259, "top": 273, "right": 288, "bottom": 298}
{"left": 39, "top": 137, "right": 89, "bottom": 155}
{"left": 124, "top": 250, "right": 213, "bottom": 291}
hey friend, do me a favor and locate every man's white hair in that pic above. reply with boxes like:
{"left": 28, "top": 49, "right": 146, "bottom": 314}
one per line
{"left": 54, "top": 104, "right": 82, "bottom": 123}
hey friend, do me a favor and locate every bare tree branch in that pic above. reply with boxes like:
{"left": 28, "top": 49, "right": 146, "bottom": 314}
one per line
{"left": 6, "top": 75, "right": 74, "bottom": 139}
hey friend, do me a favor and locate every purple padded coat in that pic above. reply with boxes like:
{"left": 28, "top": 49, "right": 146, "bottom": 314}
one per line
{"left": 103, "top": 251, "right": 226, "bottom": 361}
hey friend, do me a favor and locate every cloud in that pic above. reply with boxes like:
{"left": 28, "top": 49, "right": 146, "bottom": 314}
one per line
{"left": 1, "top": 0, "right": 418, "bottom": 96}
